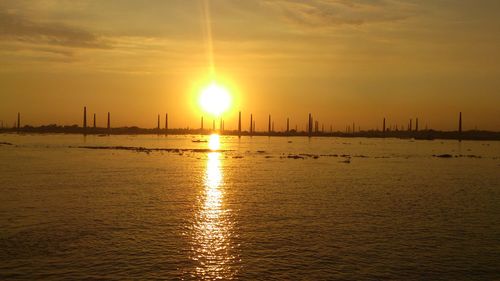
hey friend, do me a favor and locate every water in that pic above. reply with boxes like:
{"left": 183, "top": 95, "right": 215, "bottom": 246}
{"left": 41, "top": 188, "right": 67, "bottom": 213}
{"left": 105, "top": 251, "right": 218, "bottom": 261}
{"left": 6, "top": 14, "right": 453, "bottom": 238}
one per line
{"left": 1, "top": 134, "right": 499, "bottom": 280}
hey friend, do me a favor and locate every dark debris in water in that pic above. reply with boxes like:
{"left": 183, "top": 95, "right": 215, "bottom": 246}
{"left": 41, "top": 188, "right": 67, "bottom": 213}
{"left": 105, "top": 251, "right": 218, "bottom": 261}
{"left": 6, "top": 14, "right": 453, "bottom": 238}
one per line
{"left": 286, "top": 155, "right": 304, "bottom": 159}
{"left": 433, "top": 154, "right": 482, "bottom": 158}
{"left": 0, "top": 141, "right": 13, "bottom": 145}
{"left": 75, "top": 146, "right": 232, "bottom": 153}
{"left": 434, "top": 154, "right": 453, "bottom": 158}
{"left": 74, "top": 146, "right": 487, "bottom": 161}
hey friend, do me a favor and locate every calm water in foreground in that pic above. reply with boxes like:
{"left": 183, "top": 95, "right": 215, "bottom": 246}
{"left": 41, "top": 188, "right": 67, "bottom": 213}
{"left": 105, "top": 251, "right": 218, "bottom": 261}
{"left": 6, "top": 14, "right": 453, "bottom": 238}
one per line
{"left": 0, "top": 134, "right": 499, "bottom": 280}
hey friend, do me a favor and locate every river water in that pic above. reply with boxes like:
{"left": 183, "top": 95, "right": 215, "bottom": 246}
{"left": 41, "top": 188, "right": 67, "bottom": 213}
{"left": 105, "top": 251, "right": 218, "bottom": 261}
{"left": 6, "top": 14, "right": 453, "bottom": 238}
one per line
{"left": 0, "top": 134, "right": 499, "bottom": 280}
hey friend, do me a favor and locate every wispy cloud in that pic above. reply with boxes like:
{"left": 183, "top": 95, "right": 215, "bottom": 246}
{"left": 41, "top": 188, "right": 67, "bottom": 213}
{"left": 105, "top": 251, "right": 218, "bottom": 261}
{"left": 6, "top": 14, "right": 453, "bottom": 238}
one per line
{"left": 262, "top": 0, "right": 418, "bottom": 28}
{"left": 0, "top": 10, "right": 109, "bottom": 49}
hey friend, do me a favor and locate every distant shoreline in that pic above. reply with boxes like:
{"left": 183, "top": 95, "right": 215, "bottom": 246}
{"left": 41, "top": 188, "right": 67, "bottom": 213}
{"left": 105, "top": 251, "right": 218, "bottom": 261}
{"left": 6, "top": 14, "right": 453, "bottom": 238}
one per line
{"left": 1, "top": 127, "right": 499, "bottom": 141}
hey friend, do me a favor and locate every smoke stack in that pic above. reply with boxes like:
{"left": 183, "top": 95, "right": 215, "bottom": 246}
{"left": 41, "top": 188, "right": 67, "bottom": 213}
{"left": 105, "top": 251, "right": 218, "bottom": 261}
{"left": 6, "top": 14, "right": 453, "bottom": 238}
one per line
{"left": 308, "top": 113, "right": 312, "bottom": 137}
{"left": 17, "top": 112, "right": 20, "bottom": 130}
{"left": 157, "top": 114, "right": 160, "bottom": 130}
{"left": 83, "top": 106, "right": 87, "bottom": 129}
{"left": 286, "top": 118, "right": 289, "bottom": 133}
{"left": 268, "top": 114, "right": 271, "bottom": 134}
{"left": 201, "top": 116, "right": 204, "bottom": 131}
{"left": 165, "top": 113, "right": 168, "bottom": 132}
{"left": 238, "top": 111, "right": 241, "bottom": 136}
{"left": 250, "top": 114, "right": 253, "bottom": 134}
{"left": 459, "top": 112, "right": 462, "bottom": 142}
{"left": 383, "top": 118, "right": 386, "bottom": 133}
{"left": 93, "top": 113, "right": 96, "bottom": 128}
{"left": 107, "top": 112, "right": 110, "bottom": 131}
{"left": 415, "top": 118, "right": 419, "bottom": 132}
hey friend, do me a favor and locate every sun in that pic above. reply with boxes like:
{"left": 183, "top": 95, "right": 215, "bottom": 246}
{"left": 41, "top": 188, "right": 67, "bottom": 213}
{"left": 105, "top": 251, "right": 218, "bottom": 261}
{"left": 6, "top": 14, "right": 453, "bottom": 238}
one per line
{"left": 199, "top": 83, "right": 231, "bottom": 116}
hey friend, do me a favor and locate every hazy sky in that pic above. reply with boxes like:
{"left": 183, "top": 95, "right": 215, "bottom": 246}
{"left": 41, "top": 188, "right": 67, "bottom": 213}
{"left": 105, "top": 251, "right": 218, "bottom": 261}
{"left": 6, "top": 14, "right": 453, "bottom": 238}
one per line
{"left": 1, "top": 0, "right": 499, "bottom": 130}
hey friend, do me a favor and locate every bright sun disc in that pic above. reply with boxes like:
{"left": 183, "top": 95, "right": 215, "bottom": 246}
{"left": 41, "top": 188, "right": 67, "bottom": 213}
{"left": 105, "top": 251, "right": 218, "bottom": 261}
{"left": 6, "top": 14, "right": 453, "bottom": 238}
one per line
{"left": 199, "top": 83, "right": 231, "bottom": 116}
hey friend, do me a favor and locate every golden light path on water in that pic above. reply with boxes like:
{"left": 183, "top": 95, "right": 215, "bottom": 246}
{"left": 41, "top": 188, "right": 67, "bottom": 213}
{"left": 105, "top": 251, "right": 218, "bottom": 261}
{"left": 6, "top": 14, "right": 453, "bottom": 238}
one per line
{"left": 190, "top": 134, "right": 238, "bottom": 279}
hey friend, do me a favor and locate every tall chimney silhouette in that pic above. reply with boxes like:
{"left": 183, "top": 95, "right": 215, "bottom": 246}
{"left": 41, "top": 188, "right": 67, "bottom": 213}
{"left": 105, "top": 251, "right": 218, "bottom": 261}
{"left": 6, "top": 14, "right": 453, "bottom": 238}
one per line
{"left": 250, "top": 114, "right": 253, "bottom": 135}
{"left": 286, "top": 118, "right": 289, "bottom": 133}
{"left": 268, "top": 114, "right": 271, "bottom": 134}
{"left": 107, "top": 112, "right": 110, "bottom": 131}
{"left": 409, "top": 119, "right": 412, "bottom": 131}
{"left": 201, "top": 116, "right": 204, "bottom": 131}
{"left": 17, "top": 112, "right": 20, "bottom": 130}
{"left": 165, "top": 113, "right": 168, "bottom": 132}
{"left": 212, "top": 119, "right": 215, "bottom": 131}
{"left": 383, "top": 118, "right": 386, "bottom": 133}
{"left": 352, "top": 122, "right": 355, "bottom": 134}
{"left": 157, "top": 114, "right": 160, "bottom": 130}
{"left": 308, "top": 113, "right": 312, "bottom": 137}
{"left": 83, "top": 106, "right": 87, "bottom": 129}
{"left": 238, "top": 111, "right": 241, "bottom": 136}
{"left": 415, "top": 118, "right": 419, "bottom": 132}
{"left": 93, "top": 113, "right": 96, "bottom": 128}
{"left": 458, "top": 112, "right": 462, "bottom": 142}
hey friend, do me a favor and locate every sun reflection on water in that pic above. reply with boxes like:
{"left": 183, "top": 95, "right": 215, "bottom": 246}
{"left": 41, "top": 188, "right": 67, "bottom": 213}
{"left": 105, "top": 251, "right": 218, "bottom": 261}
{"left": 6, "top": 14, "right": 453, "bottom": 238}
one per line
{"left": 208, "top": 134, "right": 220, "bottom": 151}
{"left": 188, "top": 134, "right": 238, "bottom": 279}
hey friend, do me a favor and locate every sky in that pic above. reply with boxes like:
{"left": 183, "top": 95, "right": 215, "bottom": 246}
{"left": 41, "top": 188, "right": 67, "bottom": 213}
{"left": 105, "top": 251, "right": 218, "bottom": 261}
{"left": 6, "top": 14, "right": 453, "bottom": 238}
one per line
{"left": 0, "top": 0, "right": 499, "bottom": 131}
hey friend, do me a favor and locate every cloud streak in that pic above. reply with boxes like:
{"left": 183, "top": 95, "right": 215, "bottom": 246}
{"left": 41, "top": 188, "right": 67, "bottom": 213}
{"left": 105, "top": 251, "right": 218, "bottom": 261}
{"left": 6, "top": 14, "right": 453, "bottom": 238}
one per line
{"left": 262, "top": 0, "right": 418, "bottom": 28}
{"left": 0, "top": 10, "right": 109, "bottom": 49}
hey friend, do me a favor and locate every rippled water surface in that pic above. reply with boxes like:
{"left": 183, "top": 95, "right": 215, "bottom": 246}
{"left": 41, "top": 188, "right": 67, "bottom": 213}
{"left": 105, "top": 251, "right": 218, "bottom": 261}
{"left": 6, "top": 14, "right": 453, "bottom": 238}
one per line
{"left": 1, "top": 134, "right": 499, "bottom": 280}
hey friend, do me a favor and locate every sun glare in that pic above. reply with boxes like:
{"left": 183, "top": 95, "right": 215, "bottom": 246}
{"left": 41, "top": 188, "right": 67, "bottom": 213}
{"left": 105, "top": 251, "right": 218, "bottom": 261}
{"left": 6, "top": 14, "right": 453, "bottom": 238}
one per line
{"left": 199, "top": 83, "right": 231, "bottom": 116}
{"left": 208, "top": 134, "right": 220, "bottom": 151}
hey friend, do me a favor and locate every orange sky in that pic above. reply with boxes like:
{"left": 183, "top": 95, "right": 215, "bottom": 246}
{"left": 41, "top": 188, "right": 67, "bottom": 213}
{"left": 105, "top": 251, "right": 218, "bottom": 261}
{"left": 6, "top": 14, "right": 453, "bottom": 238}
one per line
{"left": 0, "top": 0, "right": 499, "bottom": 131}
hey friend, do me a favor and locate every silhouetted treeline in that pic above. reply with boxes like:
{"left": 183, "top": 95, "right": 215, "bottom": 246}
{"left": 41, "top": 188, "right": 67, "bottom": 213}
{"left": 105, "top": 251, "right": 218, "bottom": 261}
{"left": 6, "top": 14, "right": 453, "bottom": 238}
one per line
{"left": 1, "top": 125, "right": 499, "bottom": 140}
